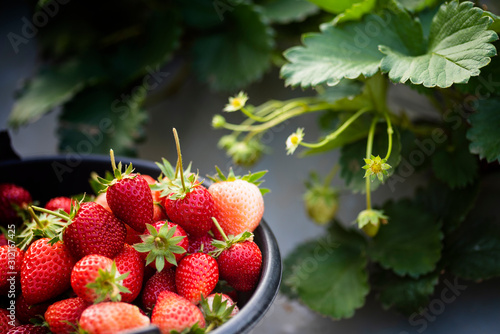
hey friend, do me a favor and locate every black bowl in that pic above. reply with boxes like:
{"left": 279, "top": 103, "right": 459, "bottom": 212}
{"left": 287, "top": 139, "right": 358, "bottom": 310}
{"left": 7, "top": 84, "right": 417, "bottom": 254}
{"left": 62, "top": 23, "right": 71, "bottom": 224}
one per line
{"left": 0, "top": 155, "right": 282, "bottom": 334}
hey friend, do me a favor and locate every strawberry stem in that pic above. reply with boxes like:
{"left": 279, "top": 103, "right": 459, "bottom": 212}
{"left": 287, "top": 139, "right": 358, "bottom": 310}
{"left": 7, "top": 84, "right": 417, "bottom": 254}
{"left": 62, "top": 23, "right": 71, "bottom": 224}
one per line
{"left": 173, "top": 128, "right": 186, "bottom": 192}
{"left": 211, "top": 217, "right": 229, "bottom": 243}
{"left": 31, "top": 205, "right": 68, "bottom": 221}
{"left": 28, "top": 207, "right": 45, "bottom": 229}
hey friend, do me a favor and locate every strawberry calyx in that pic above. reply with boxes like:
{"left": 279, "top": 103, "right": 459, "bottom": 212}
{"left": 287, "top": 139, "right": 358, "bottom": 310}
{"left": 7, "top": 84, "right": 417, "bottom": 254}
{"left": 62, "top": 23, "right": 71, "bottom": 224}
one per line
{"left": 199, "top": 294, "right": 236, "bottom": 331}
{"left": 29, "top": 199, "right": 82, "bottom": 245}
{"left": 133, "top": 223, "right": 186, "bottom": 272}
{"left": 86, "top": 261, "right": 131, "bottom": 303}
{"left": 17, "top": 207, "right": 68, "bottom": 250}
{"left": 207, "top": 166, "right": 270, "bottom": 196}
{"left": 210, "top": 218, "right": 253, "bottom": 258}
{"left": 169, "top": 322, "right": 206, "bottom": 334}
{"left": 94, "top": 149, "right": 137, "bottom": 191}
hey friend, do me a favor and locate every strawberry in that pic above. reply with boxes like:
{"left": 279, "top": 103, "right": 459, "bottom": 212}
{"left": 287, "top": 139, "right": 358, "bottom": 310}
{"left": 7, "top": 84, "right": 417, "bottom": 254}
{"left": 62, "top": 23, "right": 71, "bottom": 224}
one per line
{"left": 6, "top": 324, "right": 49, "bottom": 334}
{"left": 141, "top": 267, "right": 176, "bottom": 311}
{"left": 187, "top": 233, "right": 217, "bottom": 255}
{"left": 211, "top": 218, "right": 262, "bottom": 292}
{"left": 98, "top": 150, "right": 154, "bottom": 233}
{"left": 199, "top": 293, "right": 239, "bottom": 329}
{"left": 0, "top": 246, "right": 23, "bottom": 296}
{"left": 14, "top": 293, "right": 51, "bottom": 325}
{"left": 0, "top": 183, "right": 32, "bottom": 226}
{"left": 44, "top": 297, "right": 89, "bottom": 334}
{"left": 133, "top": 221, "right": 188, "bottom": 272}
{"left": 175, "top": 252, "right": 219, "bottom": 304}
{"left": 114, "top": 244, "right": 144, "bottom": 303}
{"left": 93, "top": 193, "right": 111, "bottom": 212}
{"left": 63, "top": 202, "right": 126, "bottom": 260}
{"left": 32, "top": 201, "right": 127, "bottom": 260}
{"left": 208, "top": 167, "right": 267, "bottom": 237}
{"left": 155, "top": 129, "right": 216, "bottom": 237}
{"left": 71, "top": 254, "right": 129, "bottom": 303}
{"left": 21, "top": 238, "right": 76, "bottom": 305}
{"left": 142, "top": 174, "right": 167, "bottom": 219}
{"left": 44, "top": 197, "right": 75, "bottom": 214}
{"left": 79, "top": 302, "right": 150, "bottom": 334}
{"left": 151, "top": 290, "right": 206, "bottom": 333}
{"left": 0, "top": 308, "right": 17, "bottom": 333}
{"left": 124, "top": 224, "right": 142, "bottom": 245}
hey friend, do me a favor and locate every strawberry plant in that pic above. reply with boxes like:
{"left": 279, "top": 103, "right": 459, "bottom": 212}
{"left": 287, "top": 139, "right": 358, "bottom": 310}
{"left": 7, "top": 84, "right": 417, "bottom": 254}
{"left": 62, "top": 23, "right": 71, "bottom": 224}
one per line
{"left": 212, "top": 0, "right": 500, "bottom": 320}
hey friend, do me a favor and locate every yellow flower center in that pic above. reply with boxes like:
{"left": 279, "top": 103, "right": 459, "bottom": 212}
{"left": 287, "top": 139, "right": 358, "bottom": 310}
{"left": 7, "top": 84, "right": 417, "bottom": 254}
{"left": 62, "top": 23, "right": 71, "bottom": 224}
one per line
{"left": 231, "top": 98, "right": 243, "bottom": 108}
{"left": 370, "top": 162, "right": 382, "bottom": 174}
{"left": 290, "top": 134, "right": 300, "bottom": 145}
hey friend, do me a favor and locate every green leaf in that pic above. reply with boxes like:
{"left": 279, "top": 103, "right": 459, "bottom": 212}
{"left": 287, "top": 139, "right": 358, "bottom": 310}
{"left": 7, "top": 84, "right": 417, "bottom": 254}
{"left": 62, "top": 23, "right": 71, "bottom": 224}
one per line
{"left": 373, "top": 269, "right": 439, "bottom": 315}
{"left": 467, "top": 98, "right": 500, "bottom": 163}
{"left": 283, "top": 222, "right": 369, "bottom": 319}
{"left": 369, "top": 200, "right": 443, "bottom": 278}
{"left": 396, "top": 0, "right": 441, "bottom": 12}
{"left": 431, "top": 129, "right": 479, "bottom": 189}
{"left": 484, "top": 11, "right": 500, "bottom": 33}
{"left": 281, "top": 5, "right": 425, "bottom": 88}
{"left": 192, "top": 4, "right": 274, "bottom": 91}
{"left": 380, "top": 1, "right": 499, "bottom": 88}
{"left": 317, "top": 80, "right": 364, "bottom": 105}
{"left": 109, "top": 11, "right": 181, "bottom": 84}
{"left": 306, "top": 0, "right": 364, "bottom": 14}
{"left": 415, "top": 179, "right": 479, "bottom": 235}
{"left": 58, "top": 86, "right": 148, "bottom": 157}
{"left": 339, "top": 125, "right": 401, "bottom": 193}
{"left": 332, "top": 0, "right": 377, "bottom": 26}
{"left": 8, "top": 56, "right": 105, "bottom": 128}
{"left": 445, "top": 216, "right": 500, "bottom": 280}
{"left": 261, "top": 0, "right": 320, "bottom": 24}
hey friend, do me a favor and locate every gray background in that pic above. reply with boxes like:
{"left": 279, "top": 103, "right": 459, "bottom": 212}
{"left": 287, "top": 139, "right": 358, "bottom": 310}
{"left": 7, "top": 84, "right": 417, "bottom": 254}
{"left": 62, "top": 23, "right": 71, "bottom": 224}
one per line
{"left": 1, "top": 2, "right": 500, "bottom": 333}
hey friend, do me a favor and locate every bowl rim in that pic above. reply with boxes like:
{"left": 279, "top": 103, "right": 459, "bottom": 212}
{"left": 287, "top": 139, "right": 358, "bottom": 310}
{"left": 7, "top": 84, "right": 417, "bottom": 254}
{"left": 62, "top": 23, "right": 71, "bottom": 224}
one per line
{"left": 0, "top": 154, "right": 282, "bottom": 334}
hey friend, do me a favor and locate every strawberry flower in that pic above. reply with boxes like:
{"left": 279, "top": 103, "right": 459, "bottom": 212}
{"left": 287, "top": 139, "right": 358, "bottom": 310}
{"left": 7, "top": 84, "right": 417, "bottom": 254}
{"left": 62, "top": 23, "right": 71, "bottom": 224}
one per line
{"left": 286, "top": 128, "right": 305, "bottom": 155}
{"left": 223, "top": 91, "right": 248, "bottom": 112}
{"left": 362, "top": 155, "right": 392, "bottom": 182}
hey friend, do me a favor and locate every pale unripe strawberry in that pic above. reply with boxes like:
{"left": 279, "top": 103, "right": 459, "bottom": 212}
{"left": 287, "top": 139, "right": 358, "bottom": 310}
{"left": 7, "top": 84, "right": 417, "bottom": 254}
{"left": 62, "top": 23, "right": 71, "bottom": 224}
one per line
{"left": 209, "top": 179, "right": 264, "bottom": 236}
{"left": 79, "top": 302, "right": 150, "bottom": 334}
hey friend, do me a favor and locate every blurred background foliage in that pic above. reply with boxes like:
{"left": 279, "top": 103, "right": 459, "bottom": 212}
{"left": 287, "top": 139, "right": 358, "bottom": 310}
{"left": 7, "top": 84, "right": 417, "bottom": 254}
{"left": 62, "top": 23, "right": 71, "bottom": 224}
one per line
{"left": 7, "top": 0, "right": 326, "bottom": 156}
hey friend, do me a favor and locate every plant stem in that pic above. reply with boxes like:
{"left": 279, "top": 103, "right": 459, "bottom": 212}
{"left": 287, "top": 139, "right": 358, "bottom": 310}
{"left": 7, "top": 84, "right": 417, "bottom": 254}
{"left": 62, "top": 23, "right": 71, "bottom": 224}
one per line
{"left": 31, "top": 206, "right": 68, "bottom": 221}
{"left": 365, "top": 117, "right": 378, "bottom": 210}
{"left": 211, "top": 217, "right": 229, "bottom": 243}
{"left": 220, "top": 102, "right": 331, "bottom": 132}
{"left": 172, "top": 128, "right": 186, "bottom": 192}
{"left": 383, "top": 109, "right": 394, "bottom": 161}
{"left": 324, "top": 164, "right": 340, "bottom": 187}
{"left": 240, "top": 107, "right": 267, "bottom": 122}
{"left": 300, "top": 107, "right": 371, "bottom": 149}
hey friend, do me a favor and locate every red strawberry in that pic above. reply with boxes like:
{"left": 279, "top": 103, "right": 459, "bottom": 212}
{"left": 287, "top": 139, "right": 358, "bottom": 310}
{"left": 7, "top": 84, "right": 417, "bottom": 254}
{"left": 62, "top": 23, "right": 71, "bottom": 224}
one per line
{"left": 187, "top": 233, "right": 217, "bottom": 255}
{"left": 203, "top": 293, "right": 239, "bottom": 317}
{"left": 151, "top": 291, "right": 206, "bottom": 333}
{"left": 6, "top": 324, "right": 49, "bottom": 334}
{"left": 79, "top": 302, "right": 150, "bottom": 334}
{"left": 155, "top": 129, "right": 216, "bottom": 237}
{"left": 175, "top": 252, "right": 219, "bottom": 304}
{"left": 0, "top": 308, "right": 17, "bottom": 333}
{"left": 15, "top": 293, "right": 51, "bottom": 325}
{"left": 114, "top": 244, "right": 144, "bottom": 303}
{"left": 141, "top": 267, "right": 176, "bottom": 311}
{"left": 208, "top": 168, "right": 267, "bottom": 237}
{"left": 124, "top": 224, "right": 142, "bottom": 245}
{"left": 133, "top": 221, "right": 188, "bottom": 272}
{"left": 44, "top": 197, "right": 75, "bottom": 214}
{"left": 211, "top": 219, "right": 262, "bottom": 292}
{"left": 62, "top": 201, "right": 127, "bottom": 260}
{"left": 21, "top": 238, "right": 76, "bottom": 304}
{"left": 44, "top": 297, "right": 89, "bottom": 334}
{"left": 71, "top": 254, "right": 129, "bottom": 303}
{"left": 99, "top": 150, "right": 154, "bottom": 233}
{"left": 0, "top": 183, "right": 32, "bottom": 227}
{"left": 0, "top": 246, "right": 23, "bottom": 296}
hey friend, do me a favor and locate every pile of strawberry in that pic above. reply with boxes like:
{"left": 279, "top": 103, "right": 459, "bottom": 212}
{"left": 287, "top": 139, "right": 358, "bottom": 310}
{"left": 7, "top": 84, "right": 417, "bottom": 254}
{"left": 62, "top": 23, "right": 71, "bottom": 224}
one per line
{"left": 0, "top": 129, "right": 268, "bottom": 334}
